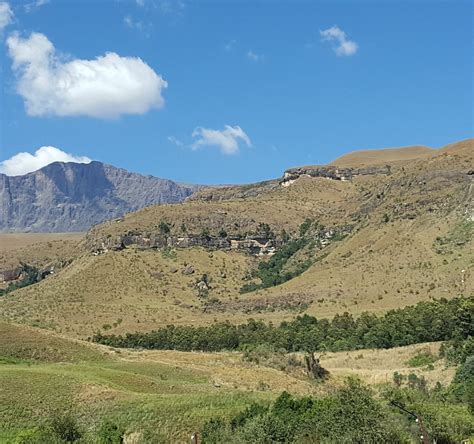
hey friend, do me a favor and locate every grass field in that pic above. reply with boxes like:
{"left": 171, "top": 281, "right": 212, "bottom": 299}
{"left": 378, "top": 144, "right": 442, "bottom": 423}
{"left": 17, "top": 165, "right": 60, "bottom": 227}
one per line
{"left": 0, "top": 321, "right": 459, "bottom": 443}
{"left": 0, "top": 232, "right": 84, "bottom": 275}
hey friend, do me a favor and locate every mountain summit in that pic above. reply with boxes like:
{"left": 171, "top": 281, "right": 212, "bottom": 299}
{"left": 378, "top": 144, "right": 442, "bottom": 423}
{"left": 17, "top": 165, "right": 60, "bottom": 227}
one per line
{"left": 0, "top": 161, "right": 199, "bottom": 232}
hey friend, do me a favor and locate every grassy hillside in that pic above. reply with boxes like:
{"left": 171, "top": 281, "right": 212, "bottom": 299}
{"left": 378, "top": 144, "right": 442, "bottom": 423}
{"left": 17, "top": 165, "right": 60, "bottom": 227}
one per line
{"left": 0, "top": 232, "right": 84, "bottom": 292}
{"left": 0, "top": 321, "right": 462, "bottom": 443}
{"left": 0, "top": 139, "right": 471, "bottom": 337}
{"left": 329, "top": 144, "right": 435, "bottom": 167}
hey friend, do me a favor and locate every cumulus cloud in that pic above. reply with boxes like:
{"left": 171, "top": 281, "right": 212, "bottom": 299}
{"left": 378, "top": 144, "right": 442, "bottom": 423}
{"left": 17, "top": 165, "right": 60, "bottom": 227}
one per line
{"left": 320, "top": 25, "right": 358, "bottom": 56}
{"left": 191, "top": 125, "right": 251, "bottom": 155}
{"left": 0, "top": 146, "right": 91, "bottom": 176}
{"left": 0, "top": 2, "right": 13, "bottom": 31}
{"left": 6, "top": 32, "right": 168, "bottom": 118}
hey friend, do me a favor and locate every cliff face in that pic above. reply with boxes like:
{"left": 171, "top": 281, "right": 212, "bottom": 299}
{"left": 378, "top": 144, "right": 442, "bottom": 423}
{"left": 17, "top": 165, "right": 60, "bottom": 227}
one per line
{"left": 0, "top": 161, "right": 199, "bottom": 232}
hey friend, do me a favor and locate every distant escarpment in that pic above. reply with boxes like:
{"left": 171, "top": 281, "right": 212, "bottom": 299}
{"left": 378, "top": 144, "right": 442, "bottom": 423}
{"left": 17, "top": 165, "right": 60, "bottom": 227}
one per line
{"left": 0, "top": 161, "right": 201, "bottom": 233}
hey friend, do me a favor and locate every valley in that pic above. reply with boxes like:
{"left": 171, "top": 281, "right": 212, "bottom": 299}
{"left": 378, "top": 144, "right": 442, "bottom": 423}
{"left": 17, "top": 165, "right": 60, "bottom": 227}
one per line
{"left": 0, "top": 139, "right": 472, "bottom": 442}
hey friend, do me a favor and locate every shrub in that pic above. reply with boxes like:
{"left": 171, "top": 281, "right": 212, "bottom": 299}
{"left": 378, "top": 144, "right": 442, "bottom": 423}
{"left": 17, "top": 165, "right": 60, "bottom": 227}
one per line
{"left": 406, "top": 350, "right": 437, "bottom": 367}
{"left": 158, "top": 221, "right": 171, "bottom": 234}
{"left": 49, "top": 412, "right": 82, "bottom": 442}
{"left": 97, "top": 420, "right": 125, "bottom": 443}
{"left": 0, "top": 263, "right": 40, "bottom": 296}
{"left": 200, "top": 228, "right": 211, "bottom": 240}
{"left": 299, "top": 218, "right": 312, "bottom": 236}
{"left": 202, "top": 379, "right": 406, "bottom": 443}
{"left": 441, "top": 337, "right": 474, "bottom": 364}
{"left": 14, "top": 428, "right": 59, "bottom": 444}
{"left": 454, "top": 355, "right": 474, "bottom": 384}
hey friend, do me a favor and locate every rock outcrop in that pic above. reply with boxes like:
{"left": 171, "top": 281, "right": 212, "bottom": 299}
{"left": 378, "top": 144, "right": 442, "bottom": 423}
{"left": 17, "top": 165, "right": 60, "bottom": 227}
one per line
{"left": 88, "top": 232, "right": 278, "bottom": 257}
{"left": 281, "top": 165, "right": 391, "bottom": 186}
{"left": 0, "top": 161, "right": 201, "bottom": 232}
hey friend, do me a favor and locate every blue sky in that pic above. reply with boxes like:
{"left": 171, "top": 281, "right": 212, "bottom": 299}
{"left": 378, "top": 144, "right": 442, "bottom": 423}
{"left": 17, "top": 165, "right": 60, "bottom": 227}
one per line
{"left": 0, "top": 0, "right": 472, "bottom": 184}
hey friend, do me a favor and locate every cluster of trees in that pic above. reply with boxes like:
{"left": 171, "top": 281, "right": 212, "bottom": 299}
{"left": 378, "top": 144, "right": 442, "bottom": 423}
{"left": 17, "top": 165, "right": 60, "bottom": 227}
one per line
{"left": 202, "top": 371, "right": 474, "bottom": 443}
{"left": 240, "top": 218, "right": 346, "bottom": 293}
{"left": 240, "top": 237, "right": 312, "bottom": 293}
{"left": 0, "top": 264, "right": 39, "bottom": 296}
{"left": 93, "top": 296, "right": 473, "bottom": 353}
{"left": 202, "top": 338, "right": 474, "bottom": 444}
{"left": 201, "top": 379, "right": 409, "bottom": 443}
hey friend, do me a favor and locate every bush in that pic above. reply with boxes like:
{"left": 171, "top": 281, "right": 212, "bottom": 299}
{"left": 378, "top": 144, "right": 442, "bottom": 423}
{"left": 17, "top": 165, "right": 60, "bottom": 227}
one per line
{"left": 417, "top": 403, "right": 474, "bottom": 443}
{"left": 13, "top": 428, "right": 59, "bottom": 444}
{"left": 49, "top": 412, "right": 82, "bottom": 442}
{"left": 97, "top": 420, "right": 125, "bottom": 443}
{"left": 158, "top": 221, "right": 171, "bottom": 234}
{"left": 0, "top": 263, "right": 40, "bottom": 296}
{"left": 201, "top": 418, "right": 231, "bottom": 443}
{"left": 454, "top": 355, "right": 474, "bottom": 384}
{"left": 406, "top": 350, "right": 437, "bottom": 367}
{"left": 441, "top": 337, "right": 474, "bottom": 364}
{"left": 202, "top": 379, "right": 406, "bottom": 443}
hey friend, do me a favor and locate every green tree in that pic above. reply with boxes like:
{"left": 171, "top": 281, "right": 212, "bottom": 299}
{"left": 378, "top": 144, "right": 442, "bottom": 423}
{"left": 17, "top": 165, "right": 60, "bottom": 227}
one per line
{"left": 158, "top": 221, "right": 171, "bottom": 234}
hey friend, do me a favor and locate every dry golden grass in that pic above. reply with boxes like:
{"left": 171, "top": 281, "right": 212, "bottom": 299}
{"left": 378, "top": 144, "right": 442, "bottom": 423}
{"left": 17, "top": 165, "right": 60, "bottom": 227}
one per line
{"left": 86, "top": 174, "right": 358, "bottom": 243}
{"left": 319, "top": 342, "right": 455, "bottom": 387}
{"left": 0, "top": 232, "right": 84, "bottom": 269}
{"left": 0, "top": 247, "right": 259, "bottom": 336}
{"left": 1, "top": 139, "right": 471, "bottom": 337}
{"left": 259, "top": 214, "right": 473, "bottom": 319}
{"left": 329, "top": 144, "right": 435, "bottom": 167}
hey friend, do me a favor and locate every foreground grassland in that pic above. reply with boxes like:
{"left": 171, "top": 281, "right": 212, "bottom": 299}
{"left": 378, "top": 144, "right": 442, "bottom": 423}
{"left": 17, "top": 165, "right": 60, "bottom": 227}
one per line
{"left": 0, "top": 322, "right": 465, "bottom": 443}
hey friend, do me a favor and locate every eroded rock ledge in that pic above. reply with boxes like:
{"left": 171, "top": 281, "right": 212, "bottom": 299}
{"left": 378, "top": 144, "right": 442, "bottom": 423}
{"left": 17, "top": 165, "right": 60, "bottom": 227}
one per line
{"left": 85, "top": 223, "right": 354, "bottom": 258}
{"left": 88, "top": 233, "right": 278, "bottom": 257}
{"left": 281, "top": 165, "right": 391, "bottom": 186}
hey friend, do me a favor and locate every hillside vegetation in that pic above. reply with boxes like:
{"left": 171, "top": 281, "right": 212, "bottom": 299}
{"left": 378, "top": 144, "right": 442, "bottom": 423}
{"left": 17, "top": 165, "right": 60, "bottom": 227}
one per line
{"left": 0, "top": 139, "right": 473, "bottom": 442}
{"left": 0, "top": 139, "right": 471, "bottom": 337}
{"left": 0, "top": 321, "right": 470, "bottom": 442}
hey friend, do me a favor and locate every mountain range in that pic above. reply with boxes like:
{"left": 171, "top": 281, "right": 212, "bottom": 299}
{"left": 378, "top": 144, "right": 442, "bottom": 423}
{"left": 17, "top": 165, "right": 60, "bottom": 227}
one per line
{"left": 0, "top": 161, "right": 200, "bottom": 232}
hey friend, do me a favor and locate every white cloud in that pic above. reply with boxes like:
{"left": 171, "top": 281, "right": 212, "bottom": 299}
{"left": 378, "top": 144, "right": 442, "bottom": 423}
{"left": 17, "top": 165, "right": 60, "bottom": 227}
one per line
{"left": 124, "top": 15, "right": 147, "bottom": 32}
{"left": 6, "top": 32, "right": 168, "bottom": 118}
{"left": 168, "top": 135, "right": 184, "bottom": 147}
{"left": 0, "top": 146, "right": 91, "bottom": 176}
{"left": 0, "top": 2, "right": 13, "bottom": 31}
{"left": 136, "top": 0, "right": 145, "bottom": 6}
{"left": 320, "top": 25, "right": 358, "bottom": 56}
{"left": 191, "top": 125, "right": 251, "bottom": 155}
{"left": 247, "top": 50, "right": 263, "bottom": 62}
{"left": 24, "top": 0, "right": 50, "bottom": 13}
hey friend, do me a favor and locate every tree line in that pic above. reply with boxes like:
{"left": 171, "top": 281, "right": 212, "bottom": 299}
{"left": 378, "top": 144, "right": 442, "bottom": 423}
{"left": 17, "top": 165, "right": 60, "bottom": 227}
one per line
{"left": 93, "top": 296, "right": 473, "bottom": 353}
